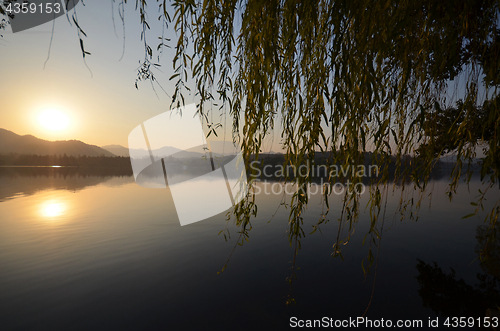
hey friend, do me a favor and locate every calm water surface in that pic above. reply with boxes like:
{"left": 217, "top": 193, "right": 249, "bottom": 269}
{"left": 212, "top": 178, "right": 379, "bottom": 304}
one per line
{"left": 0, "top": 169, "right": 498, "bottom": 330}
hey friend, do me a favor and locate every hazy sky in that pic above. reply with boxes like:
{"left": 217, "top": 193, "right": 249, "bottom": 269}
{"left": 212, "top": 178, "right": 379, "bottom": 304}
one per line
{"left": 0, "top": 1, "right": 212, "bottom": 148}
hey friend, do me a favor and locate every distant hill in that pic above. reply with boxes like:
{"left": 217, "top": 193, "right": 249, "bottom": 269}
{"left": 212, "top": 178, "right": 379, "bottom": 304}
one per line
{"left": 0, "top": 129, "right": 115, "bottom": 157}
{"left": 102, "top": 145, "right": 130, "bottom": 157}
{"left": 102, "top": 144, "right": 215, "bottom": 159}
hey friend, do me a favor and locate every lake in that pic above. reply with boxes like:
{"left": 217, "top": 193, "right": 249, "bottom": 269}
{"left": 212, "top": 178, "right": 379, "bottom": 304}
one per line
{"left": 0, "top": 168, "right": 498, "bottom": 330}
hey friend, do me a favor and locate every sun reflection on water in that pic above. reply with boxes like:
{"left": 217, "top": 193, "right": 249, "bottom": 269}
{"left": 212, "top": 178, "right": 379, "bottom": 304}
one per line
{"left": 39, "top": 200, "right": 67, "bottom": 220}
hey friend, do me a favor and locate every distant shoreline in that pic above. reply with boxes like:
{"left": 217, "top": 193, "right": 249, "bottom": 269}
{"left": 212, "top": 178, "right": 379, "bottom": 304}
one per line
{"left": 0, "top": 165, "right": 78, "bottom": 168}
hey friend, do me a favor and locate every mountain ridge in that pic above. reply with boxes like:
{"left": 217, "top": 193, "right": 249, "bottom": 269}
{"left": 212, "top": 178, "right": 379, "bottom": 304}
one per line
{"left": 0, "top": 128, "right": 115, "bottom": 157}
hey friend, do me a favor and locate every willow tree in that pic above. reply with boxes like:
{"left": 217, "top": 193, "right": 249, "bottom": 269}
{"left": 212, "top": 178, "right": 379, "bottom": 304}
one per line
{"left": 2, "top": 0, "right": 500, "bottom": 279}
{"left": 159, "top": 0, "right": 500, "bottom": 266}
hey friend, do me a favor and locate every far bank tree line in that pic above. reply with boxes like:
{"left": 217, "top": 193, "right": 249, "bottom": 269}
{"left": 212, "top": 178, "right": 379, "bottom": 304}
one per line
{"left": 0, "top": 153, "right": 132, "bottom": 168}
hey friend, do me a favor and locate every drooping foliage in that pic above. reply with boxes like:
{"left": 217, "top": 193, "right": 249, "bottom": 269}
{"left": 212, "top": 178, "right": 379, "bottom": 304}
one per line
{"left": 159, "top": 0, "right": 500, "bottom": 270}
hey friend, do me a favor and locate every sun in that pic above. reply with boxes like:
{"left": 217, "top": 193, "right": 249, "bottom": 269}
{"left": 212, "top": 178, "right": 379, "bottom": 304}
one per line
{"left": 38, "top": 109, "right": 70, "bottom": 132}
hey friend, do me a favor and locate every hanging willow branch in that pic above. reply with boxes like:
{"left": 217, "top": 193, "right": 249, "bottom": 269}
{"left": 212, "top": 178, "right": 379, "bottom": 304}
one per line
{"left": 126, "top": 0, "right": 500, "bottom": 272}
{"left": 177, "top": 0, "right": 500, "bottom": 257}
